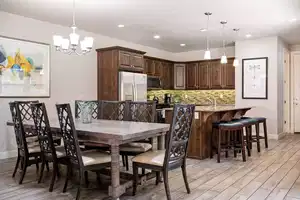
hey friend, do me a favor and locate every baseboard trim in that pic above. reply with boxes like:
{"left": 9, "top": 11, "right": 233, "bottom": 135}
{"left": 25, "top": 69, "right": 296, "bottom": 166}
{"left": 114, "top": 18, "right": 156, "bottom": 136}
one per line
{"left": 0, "top": 150, "right": 17, "bottom": 160}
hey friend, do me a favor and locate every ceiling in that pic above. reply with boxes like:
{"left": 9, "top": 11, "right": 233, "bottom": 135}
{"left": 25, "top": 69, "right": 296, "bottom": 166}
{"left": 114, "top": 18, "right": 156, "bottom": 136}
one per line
{"left": 1, "top": 0, "right": 300, "bottom": 52}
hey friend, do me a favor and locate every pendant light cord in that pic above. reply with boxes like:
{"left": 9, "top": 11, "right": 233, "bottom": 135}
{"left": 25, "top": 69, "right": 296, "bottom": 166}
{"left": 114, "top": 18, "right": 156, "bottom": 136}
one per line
{"left": 72, "top": 0, "right": 76, "bottom": 28}
{"left": 206, "top": 14, "right": 209, "bottom": 50}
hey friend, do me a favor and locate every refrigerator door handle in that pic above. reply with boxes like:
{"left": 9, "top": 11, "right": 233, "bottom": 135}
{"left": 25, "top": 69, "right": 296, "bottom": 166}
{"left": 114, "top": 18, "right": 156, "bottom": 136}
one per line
{"left": 132, "top": 83, "right": 135, "bottom": 101}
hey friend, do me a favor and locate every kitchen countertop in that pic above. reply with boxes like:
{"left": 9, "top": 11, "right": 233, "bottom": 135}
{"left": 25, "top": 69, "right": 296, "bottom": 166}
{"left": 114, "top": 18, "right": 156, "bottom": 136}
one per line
{"left": 164, "top": 105, "right": 252, "bottom": 112}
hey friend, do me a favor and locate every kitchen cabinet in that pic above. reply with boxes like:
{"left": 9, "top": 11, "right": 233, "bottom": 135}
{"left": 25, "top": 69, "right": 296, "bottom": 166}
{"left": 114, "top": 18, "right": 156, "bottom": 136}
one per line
{"left": 198, "top": 61, "right": 210, "bottom": 89}
{"left": 222, "top": 58, "right": 235, "bottom": 89}
{"left": 186, "top": 62, "right": 198, "bottom": 89}
{"left": 154, "top": 61, "right": 162, "bottom": 77}
{"left": 96, "top": 46, "right": 146, "bottom": 101}
{"left": 210, "top": 60, "right": 223, "bottom": 89}
{"left": 161, "top": 62, "right": 174, "bottom": 89}
{"left": 174, "top": 64, "right": 186, "bottom": 89}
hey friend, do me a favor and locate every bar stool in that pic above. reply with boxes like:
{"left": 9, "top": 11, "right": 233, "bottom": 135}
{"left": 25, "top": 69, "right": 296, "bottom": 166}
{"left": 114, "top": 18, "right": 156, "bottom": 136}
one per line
{"left": 211, "top": 121, "right": 250, "bottom": 163}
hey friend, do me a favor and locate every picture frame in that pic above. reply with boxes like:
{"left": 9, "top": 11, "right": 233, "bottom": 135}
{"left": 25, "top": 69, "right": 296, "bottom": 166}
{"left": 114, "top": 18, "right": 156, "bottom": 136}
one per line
{"left": 0, "top": 36, "right": 50, "bottom": 97}
{"left": 242, "top": 57, "right": 268, "bottom": 99}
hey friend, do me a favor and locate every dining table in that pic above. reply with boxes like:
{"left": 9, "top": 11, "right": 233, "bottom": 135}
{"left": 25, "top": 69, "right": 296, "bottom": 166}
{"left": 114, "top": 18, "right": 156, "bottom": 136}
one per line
{"left": 7, "top": 118, "right": 170, "bottom": 200}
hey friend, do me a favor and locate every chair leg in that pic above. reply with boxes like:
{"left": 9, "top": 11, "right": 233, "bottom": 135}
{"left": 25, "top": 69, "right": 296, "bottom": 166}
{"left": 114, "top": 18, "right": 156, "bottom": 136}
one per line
{"left": 225, "top": 131, "right": 230, "bottom": 158}
{"left": 241, "top": 132, "right": 246, "bottom": 162}
{"left": 255, "top": 123, "right": 261, "bottom": 152}
{"left": 263, "top": 121, "right": 268, "bottom": 148}
{"left": 84, "top": 171, "right": 89, "bottom": 187}
{"left": 45, "top": 161, "right": 50, "bottom": 172}
{"left": 38, "top": 160, "right": 45, "bottom": 183}
{"left": 132, "top": 162, "right": 138, "bottom": 196}
{"left": 249, "top": 126, "right": 253, "bottom": 150}
{"left": 210, "top": 128, "right": 214, "bottom": 159}
{"left": 125, "top": 155, "right": 129, "bottom": 171}
{"left": 96, "top": 172, "right": 101, "bottom": 184}
{"left": 19, "top": 158, "right": 27, "bottom": 184}
{"left": 49, "top": 163, "right": 57, "bottom": 192}
{"left": 63, "top": 165, "right": 71, "bottom": 193}
{"left": 12, "top": 153, "right": 21, "bottom": 178}
{"left": 156, "top": 171, "right": 160, "bottom": 185}
{"left": 122, "top": 155, "right": 126, "bottom": 167}
{"left": 233, "top": 131, "right": 237, "bottom": 158}
{"left": 142, "top": 168, "right": 145, "bottom": 175}
{"left": 245, "top": 127, "right": 251, "bottom": 157}
{"left": 181, "top": 163, "right": 190, "bottom": 194}
{"left": 163, "top": 170, "right": 171, "bottom": 200}
{"left": 76, "top": 172, "right": 83, "bottom": 200}
{"left": 217, "top": 129, "right": 221, "bottom": 163}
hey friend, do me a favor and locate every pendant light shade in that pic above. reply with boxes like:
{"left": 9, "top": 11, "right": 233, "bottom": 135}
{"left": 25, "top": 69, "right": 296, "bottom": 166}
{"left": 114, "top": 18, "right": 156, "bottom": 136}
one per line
{"left": 204, "top": 50, "right": 211, "bottom": 60}
{"left": 204, "top": 12, "right": 212, "bottom": 60}
{"left": 220, "top": 21, "right": 227, "bottom": 64}
{"left": 233, "top": 58, "right": 239, "bottom": 67}
{"left": 221, "top": 54, "right": 227, "bottom": 64}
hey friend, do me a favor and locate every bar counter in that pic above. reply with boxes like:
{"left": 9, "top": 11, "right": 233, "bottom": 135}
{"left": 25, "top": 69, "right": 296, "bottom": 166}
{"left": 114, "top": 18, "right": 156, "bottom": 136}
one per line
{"left": 165, "top": 105, "right": 252, "bottom": 160}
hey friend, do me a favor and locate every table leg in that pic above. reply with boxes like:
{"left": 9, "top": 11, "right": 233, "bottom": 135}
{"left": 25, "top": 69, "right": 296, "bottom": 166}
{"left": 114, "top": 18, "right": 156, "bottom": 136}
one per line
{"left": 109, "top": 144, "right": 123, "bottom": 200}
{"left": 158, "top": 132, "right": 165, "bottom": 150}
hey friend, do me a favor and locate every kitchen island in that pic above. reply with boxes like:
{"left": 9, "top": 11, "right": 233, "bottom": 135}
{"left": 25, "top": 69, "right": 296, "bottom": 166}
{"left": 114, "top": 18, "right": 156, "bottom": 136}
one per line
{"left": 165, "top": 105, "right": 252, "bottom": 160}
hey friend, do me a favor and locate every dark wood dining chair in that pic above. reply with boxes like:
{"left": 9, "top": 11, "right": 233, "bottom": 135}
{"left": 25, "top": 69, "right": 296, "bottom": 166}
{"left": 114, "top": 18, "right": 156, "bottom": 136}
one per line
{"left": 56, "top": 103, "right": 111, "bottom": 200}
{"left": 132, "top": 104, "right": 195, "bottom": 200}
{"left": 31, "top": 102, "right": 69, "bottom": 192}
{"left": 120, "top": 101, "right": 156, "bottom": 171}
{"left": 74, "top": 100, "right": 100, "bottom": 120}
{"left": 9, "top": 101, "right": 42, "bottom": 184}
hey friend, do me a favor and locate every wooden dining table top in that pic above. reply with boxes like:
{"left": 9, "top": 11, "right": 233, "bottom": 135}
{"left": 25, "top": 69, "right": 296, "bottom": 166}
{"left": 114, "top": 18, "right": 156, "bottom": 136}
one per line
{"left": 7, "top": 119, "right": 170, "bottom": 144}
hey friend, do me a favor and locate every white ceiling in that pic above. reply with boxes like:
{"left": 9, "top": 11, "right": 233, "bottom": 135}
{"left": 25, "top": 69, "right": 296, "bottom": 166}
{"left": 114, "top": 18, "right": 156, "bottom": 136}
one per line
{"left": 1, "top": 0, "right": 300, "bottom": 52}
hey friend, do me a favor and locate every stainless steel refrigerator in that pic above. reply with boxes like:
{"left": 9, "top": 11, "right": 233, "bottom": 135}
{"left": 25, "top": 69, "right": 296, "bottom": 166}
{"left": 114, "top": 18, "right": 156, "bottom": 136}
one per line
{"left": 119, "top": 71, "right": 147, "bottom": 101}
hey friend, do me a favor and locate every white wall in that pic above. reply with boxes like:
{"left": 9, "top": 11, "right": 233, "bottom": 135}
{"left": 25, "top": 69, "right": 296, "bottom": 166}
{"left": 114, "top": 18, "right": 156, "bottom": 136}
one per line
{"left": 235, "top": 36, "right": 284, "bottom": 139}
{"left": 0, "top": 11, "right": 176, "bottom": 157}
{"left": 173, "top": 46, "right": 235, "bottom": 62}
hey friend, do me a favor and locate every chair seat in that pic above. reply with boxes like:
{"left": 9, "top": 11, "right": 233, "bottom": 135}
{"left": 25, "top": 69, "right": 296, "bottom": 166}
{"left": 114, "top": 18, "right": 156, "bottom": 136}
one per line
{"left": 236, "top": 118, "right": 257, "bottom": 125}
{"left": 120, "top": 142, "right": 152, "bottom": 153}
{"left": 26, "top": 136, "right": 38, "bottom": 143}
{"left": 28, "top": 145, "right": 41, "bottom": 154}
{"left": 213, "top": 121, "right": 244, "bottom": 128}
{"left": 55, "top": 146, "right": 66, "bottom": 158}
{"left": 82, "top": 150, "right": 111, "bottom": 166}
{"left": 132, "top": 150, "right": 165, "bottom": 167}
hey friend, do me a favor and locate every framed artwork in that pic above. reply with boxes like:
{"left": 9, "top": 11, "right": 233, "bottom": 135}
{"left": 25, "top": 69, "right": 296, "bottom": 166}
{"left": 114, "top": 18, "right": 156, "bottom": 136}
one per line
{"left": 0, "top": 36, "right": 50, "bottom": 97}
{"left": 242, "top": 57, "right": 268, "bottom": 99}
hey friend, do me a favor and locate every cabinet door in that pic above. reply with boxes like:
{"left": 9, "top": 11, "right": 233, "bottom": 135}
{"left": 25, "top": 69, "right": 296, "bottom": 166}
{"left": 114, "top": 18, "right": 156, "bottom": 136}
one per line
{"left": 145, "top": 59, "right": 155, "bottom": 76}
{"left": 186, "top": 63, "right": 198, "bottom": 89}
{"left": 119, "top": 51, "right": 131, "bottom": 67}
{"left": 174, "top": 64, "right": 185, "bottom": 89}
{"left": 222, "top": 59, "right": 235, "bottom": 89}
{"left": 161, "top": 62, "right": 173, "bottom": 89}
{"left": 210, "top": 61, "right": 223, "bottom": 89}
{"left": 131, "top": 53, "right": 144, "bottom": 70}
{"left": 198, "top": 62, "right": 210, "bottom": 89}
{"left": 154, "top": 61, "right": 162, "bottom": 77}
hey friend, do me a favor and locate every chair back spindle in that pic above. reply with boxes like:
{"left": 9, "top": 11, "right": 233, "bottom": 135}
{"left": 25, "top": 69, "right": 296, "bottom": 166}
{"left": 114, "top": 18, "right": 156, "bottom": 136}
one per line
{"left": 128, "top": 101, "right": 156, "bottom": 122}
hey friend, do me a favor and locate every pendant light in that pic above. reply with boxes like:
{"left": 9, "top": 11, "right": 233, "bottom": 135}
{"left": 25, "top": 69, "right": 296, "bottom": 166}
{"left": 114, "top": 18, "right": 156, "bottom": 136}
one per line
{"left": 204, "top": 12, "right": 212, "bottom": 60}
{"left": 220, "top": 21, "right": 227, "bottom": 64}
{"left": 233, "top": 28, "right": 240, "bottom": 67}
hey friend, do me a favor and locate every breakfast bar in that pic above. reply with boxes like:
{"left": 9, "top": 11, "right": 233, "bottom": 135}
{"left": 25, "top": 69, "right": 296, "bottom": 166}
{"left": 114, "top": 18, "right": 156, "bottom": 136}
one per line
{"left": 165, "top": 105, "right": 252, "bottom": 160}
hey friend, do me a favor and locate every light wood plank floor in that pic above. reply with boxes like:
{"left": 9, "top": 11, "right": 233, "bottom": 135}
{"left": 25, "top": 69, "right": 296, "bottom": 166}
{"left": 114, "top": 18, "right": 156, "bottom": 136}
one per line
{"left": 2, "top": 135, "right": 300, "bottom": 200}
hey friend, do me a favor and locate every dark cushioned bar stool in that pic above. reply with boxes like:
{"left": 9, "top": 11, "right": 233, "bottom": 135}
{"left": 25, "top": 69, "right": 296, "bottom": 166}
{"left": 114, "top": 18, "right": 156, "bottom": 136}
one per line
{"left": 211, "top": 121, "right": 251, "bottom": 163}
{"left": 239, "top": 117, "right": 268, "bottom": 152}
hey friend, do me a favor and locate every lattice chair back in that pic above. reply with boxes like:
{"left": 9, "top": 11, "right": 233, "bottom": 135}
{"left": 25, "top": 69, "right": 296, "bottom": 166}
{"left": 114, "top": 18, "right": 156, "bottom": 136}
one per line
{"left": 9, "top": 102, "right": 29, "bottom": 155}
{"left": 75, "top": 100, "right": 100, "bottom": 119}
{"left": 15, "top": 100, "right": 39, "bottom": 137}
{"left": 164, "top": 104, "right": 195, "bottom": 169}
{"left": 100, "top": 101, "right": 128, "bottom": 121}
{"left": 56, "top": 103, "right": 83, "bottom": 168}
{"left": 128, "top": 101, "right": 156, "bottom": 122}
{"left": 31, "top": 103, "right": 57, "bottom": 159}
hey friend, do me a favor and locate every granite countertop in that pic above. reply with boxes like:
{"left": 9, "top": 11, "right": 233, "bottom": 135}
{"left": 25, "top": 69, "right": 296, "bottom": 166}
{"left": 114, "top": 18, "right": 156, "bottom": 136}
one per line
{"left": 164, "top": 105, "right": 252, "bottom": 112}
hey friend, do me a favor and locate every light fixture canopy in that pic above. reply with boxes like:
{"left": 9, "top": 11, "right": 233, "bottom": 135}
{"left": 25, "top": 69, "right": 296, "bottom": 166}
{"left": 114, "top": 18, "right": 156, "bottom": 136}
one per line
{"left": 52, "top": 0, "right": 93, "bottom": 55}
{"left": 220, "top": 21, "right": 227, "bottom": 64}
{"left": 204, "top": 12, "right": 212, "bottom": 60}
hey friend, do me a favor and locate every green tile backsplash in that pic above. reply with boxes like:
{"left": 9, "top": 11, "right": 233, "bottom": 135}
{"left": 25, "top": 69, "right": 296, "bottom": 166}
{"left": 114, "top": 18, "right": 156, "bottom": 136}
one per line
{"left": 147, "top": 90, "right": 235, "bottom": 104}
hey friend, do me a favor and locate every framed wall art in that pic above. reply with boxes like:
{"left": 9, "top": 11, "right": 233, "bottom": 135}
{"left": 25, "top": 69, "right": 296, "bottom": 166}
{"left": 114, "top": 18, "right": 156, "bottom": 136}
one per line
{"left": 0, "top": 36, "right": 50, "bottom": 97}
{"left": 242, "top": 57, "right": 268, "bottom": 99}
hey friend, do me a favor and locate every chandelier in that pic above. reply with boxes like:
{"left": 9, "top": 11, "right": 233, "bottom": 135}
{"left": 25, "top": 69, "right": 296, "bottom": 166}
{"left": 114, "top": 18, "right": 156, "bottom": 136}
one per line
{"left": 52, "top": 0, "right": 94, "bottom": 55}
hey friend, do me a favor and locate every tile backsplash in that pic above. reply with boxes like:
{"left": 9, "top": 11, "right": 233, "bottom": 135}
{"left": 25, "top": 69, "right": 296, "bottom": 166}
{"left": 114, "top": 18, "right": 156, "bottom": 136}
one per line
{"left": 147, "top": 90, "right": 235, "bottom": 105}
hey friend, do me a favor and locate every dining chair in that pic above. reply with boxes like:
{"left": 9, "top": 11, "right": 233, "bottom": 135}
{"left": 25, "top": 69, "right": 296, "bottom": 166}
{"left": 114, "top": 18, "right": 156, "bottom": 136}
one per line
{"left": 120, "top": 101, "right": 156, "bottom": 171}
{"left": 99, "top": 100, "right": 128, "bottom": 120}
{"left": 56, "top": 103, "right": 111, "bottom": 200}
{"left": 74, "top": 100, "right": 100, "bottom": 120}
{"left": 132, "top": 104, "right": 195, "bottom": 200}
{"left": 31, "top": 102, "right": 68, "bottom": 192}
{"left": 9, "top": 101, "right": 42, "bottom": 184}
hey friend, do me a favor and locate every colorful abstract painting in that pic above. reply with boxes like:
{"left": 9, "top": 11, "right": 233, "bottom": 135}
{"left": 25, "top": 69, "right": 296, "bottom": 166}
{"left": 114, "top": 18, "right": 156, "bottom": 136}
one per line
{"left": 0, "top": 36, "right": 50, "bottom": 97}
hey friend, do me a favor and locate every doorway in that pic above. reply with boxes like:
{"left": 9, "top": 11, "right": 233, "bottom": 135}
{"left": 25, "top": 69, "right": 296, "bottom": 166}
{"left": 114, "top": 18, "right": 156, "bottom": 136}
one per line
{"left": 292, "top": 52, "right": 300, "bottom": 133}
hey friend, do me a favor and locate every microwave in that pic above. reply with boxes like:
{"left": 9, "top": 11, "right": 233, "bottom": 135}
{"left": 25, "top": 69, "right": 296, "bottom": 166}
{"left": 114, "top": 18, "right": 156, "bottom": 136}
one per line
{"left": 147, "top": 76, "right": 162, "bottom": 89}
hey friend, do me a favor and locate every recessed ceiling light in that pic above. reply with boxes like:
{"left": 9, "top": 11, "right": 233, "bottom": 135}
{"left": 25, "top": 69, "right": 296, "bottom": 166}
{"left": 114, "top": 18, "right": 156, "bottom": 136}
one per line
{"left": 200, "top": 28, "right": 207, "bottom": 32}
{"left": 180, "top": 44, "right": 186, "bottom": 47}
{"left": 153, "top": 35, "right": 160, "bottom": 39}
{"left": 245, "top": 34, "right": 252, "bottom": 38}
{"left": 289, "top": 18, "right": 297, "bottom": 22}
{"left": 118, "top": 24, "right": 125, "bottom": 28}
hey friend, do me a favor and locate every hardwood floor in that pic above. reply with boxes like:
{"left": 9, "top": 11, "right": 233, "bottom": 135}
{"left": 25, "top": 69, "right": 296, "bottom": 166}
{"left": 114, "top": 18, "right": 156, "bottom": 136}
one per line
{"left": 2, "top": 135, "right": 300, "bottom": 200}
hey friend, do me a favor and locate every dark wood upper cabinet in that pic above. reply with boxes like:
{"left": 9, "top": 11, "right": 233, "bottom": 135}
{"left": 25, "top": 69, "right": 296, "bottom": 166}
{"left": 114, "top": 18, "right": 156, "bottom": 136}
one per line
{"left": 210, "top": 61, "right": 223, "bottom": 89}
{"left": 119, "top": 51, "right": 131, "bottom": 68}
{"left": 222, "top": 58, "right": 235, "bottom": 89}
{"left": 131, "top": 53, "right": 144, "bottom": 69}
{"left": 198, "top": 62, "right": 210, "bottom": 89}
{"left": 186, "top": 62, "right": 198, "bottom": 90}
{"left": 161, "top": 62, "right": 174, "bottom": 89}
{"left": 154, "top": 61, "right": 162, "bottom": 77}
